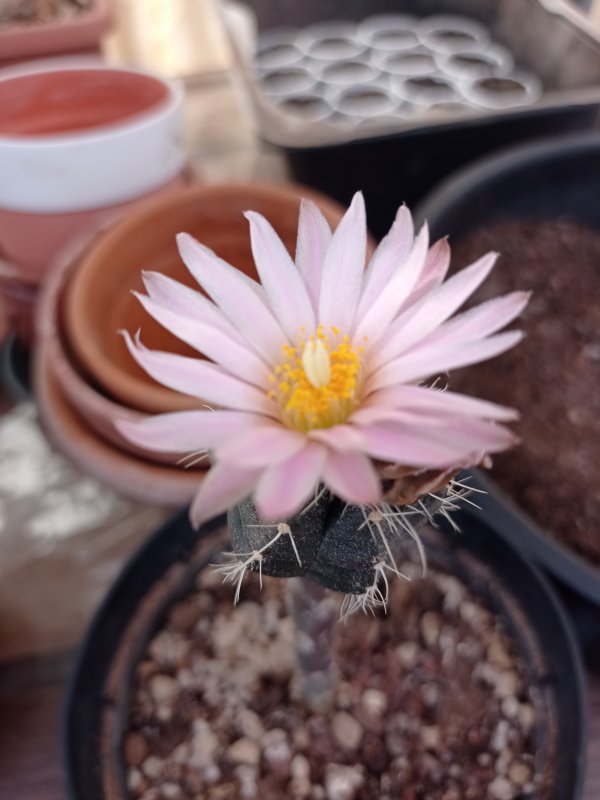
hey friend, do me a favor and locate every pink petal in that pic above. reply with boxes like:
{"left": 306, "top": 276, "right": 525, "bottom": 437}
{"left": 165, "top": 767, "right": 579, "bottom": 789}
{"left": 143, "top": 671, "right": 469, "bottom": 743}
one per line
{"left": 295, "top": 199, "right": 332, "bottom": 310}
{"left": 308, "top": 424, "right": 366, "bottom": 451}
{"left": 419, "top": 291, "right": 530, "bottom": 350}
{"left": 322, "top": 451, "right": 381, "bottom": 506}
{"left": 135, "top": 293, "right": 270, "bottom": 386}
{"left": 216, "top": 425, "right": 306, "bottom": 468}
{"left": 254, "top": 442, "right": 326, "bottom": 520}
{"left": 115, "top": 409, "right": 265, "bottom": 453}
{"left": 370, "top": 250, "right": 498, "bottom": 367}
{"left": 245, "top": 210, "right": 316, "bottom": 339}
{"left": 319, "top": 192, "right": 367, "bottom": 333}
{"left": 411, "top": 236, "right": 450, "bottom": 295}
{"left": 121, "top": 331, "right": 278, "bottom": 416}
{"left": 360, "top": 417, "right": 516, "bottom": 467}
{"left": 356, "top": 204, "right": 414, "bottom": 318}
{"left": 360, "top": 421, "right": 464, "bottom": 465}
{"left": 361, "top": 385, "right": 518, "bottom": 422}
{"left": 190, "top": 463, "right": 261, "bottom": 527}
{"left": 367, "top": 330, "right": 523, "bottom": 392}
{"left": 177, "top": 233, "right": 286, "bottom": 364}
{"left": 141, "top": 272, "right": 246, "bottom": 345}
{"left": 354, "top": 224, "right": 429, "bottom": 345}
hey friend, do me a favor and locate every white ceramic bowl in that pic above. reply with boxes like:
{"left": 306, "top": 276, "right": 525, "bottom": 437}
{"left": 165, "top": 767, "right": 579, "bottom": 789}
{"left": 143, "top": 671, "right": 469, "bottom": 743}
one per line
{"left": 0, "top": 56, "right": 185, "bottom": 214}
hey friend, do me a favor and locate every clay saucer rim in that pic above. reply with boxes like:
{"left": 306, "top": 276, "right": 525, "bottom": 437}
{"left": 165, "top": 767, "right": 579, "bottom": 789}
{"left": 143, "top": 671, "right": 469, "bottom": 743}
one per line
{"left": 62, "top": 181, "right": 351, "bottom": 416}
{"left": 33, "top": 335, "right": 205, "bottom": 508}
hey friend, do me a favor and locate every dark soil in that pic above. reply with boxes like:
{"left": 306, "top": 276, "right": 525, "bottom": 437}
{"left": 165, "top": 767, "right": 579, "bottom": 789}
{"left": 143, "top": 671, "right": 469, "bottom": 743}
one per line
{"left": 123, "top": 561, "right": 545, "bottom": 800}
{"left": 451, "top": 218, "right": 600, "bottom": 565}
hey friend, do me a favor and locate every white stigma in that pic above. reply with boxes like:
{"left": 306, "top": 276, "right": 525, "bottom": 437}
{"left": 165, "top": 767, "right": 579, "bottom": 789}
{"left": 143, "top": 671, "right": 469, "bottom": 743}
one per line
{"left": 301, "top": 339, "right": 331, "bottom": 388}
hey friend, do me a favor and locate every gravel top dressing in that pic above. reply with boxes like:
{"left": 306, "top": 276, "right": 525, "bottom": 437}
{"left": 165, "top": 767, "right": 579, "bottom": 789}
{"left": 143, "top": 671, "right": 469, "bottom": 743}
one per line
{"left": 123, "top": 557, "right": 546, "bottom": 800}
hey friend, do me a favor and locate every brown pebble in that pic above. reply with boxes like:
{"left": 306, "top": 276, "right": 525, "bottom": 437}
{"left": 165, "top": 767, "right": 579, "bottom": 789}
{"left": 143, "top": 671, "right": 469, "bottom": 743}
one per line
{"left": 421, "top": 725, "right": 441, "bottom": 751}
{"left": 207, "top": 783, "right": 238, "bottom": 800}
{"left": 125, "top": 732, "right": 149, "bottom": 766}
{"left": 487, "top": 638, "right": 513, "bottom": 670}
{"left": 169, "top": 598, "right": 200, "bottom": 632}
{"left": 361, "top": 732, "right": 387, "bottom": 773}
{"left": 518, "top": 703, "right": 535, "bottom": 732}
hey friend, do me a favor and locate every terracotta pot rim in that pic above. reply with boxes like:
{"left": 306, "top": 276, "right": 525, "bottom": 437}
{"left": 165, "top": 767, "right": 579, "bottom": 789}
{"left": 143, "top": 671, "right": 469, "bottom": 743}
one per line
{"left": 63, "top": 181, "right": 352, "bottom": 415}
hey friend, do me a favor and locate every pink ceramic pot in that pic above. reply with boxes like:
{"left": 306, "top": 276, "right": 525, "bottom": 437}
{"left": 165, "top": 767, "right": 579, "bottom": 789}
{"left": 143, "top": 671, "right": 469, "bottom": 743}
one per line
{"left": 0, "top": 57, "right": 186, "bottom": 284}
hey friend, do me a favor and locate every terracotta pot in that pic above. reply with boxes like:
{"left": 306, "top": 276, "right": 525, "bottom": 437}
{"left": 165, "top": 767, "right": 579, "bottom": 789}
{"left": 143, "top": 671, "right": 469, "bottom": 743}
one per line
{"left": 33, "top": 336, "right": 205, "bottom": 507}
{"left": 0, "top": 0, "right": 112, "bottom": 64}
{"left": 35, "top": 231, "right": 184, "bottom": 465}
{"left": 63, "top": 182, "right": 354, "bottom": 415}
{"left": 0, "top": 57, "right": 186, "bottom": 283}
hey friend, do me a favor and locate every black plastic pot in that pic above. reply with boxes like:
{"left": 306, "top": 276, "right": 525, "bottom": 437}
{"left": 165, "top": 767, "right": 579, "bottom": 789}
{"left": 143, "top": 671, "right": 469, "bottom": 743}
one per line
{"left": 415, "top": 132, "right": 600, "bottom": 655}
{"left": 285, "top": 107, "right": 595, "bottom": 240}
{"left": 63, "top": 506, "right": 586, "bottom": 800}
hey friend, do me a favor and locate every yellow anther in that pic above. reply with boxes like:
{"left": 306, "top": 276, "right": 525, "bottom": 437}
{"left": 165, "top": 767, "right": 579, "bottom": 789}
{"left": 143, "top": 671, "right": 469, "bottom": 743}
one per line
{"left": 269, "top": 326, "right": 363, "bottom": 432}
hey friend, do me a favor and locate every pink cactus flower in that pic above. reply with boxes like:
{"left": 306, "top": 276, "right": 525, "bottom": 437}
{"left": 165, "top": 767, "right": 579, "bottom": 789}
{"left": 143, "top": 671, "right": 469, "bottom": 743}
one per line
{"left": 117, "top": 193, "right": 527, "bottom": 525}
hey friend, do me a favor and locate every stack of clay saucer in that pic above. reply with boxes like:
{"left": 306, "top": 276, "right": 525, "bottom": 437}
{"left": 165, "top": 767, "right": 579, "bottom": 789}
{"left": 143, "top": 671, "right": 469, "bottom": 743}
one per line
{"left": 34, "top": 182, "right": 348, "bottom": 506}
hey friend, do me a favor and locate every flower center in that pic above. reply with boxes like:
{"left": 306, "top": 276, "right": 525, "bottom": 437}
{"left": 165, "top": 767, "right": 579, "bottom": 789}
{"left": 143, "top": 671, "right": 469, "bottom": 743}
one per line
{"left": 269, "top": 325, "right": 363, "bottom": 432}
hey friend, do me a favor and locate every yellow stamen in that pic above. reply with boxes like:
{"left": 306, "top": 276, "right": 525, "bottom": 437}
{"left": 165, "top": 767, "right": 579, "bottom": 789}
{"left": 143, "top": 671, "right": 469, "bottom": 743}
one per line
{"left": 268, "top": 327, "right": 363, "bottom": 432}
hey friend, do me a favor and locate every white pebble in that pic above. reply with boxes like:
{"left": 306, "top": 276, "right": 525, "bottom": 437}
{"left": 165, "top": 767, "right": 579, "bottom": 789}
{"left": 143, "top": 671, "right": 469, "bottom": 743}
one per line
{"left": 127, "top": 768, "right": 145, "bottom": 793}
{"left": 488, "top": 775, "right": 514, "bottom": 800}
{"left": 237, "top": 709, "right": 265, "bottom": 739}
{"left": 189, "top": 720, "right": 219, "bottom": 768}
{"left": 361, "top": 688, "right": 387, "bottom": 717}
{"left": 325, "top": 764, "right": 365, "bottom": 800}
{"left": 395, "top": 642, "right": 419, "bottom": 669}
{"left": 227, "top": 737, "right": 261, "bottom": 766}
{"left": 420, "top": 610, "right": 442, "bottom": 648}
{"left": 161, "top": 782, "right": 183, "bottom": 799}
{"left": 141, "top": 755, "right": 163, "bottom": 780}
{"left": 148, "top": 674, "right": 178, "bottom": 705}
{"left": 332, "top": 712, "right": 363, "bottom": 750}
